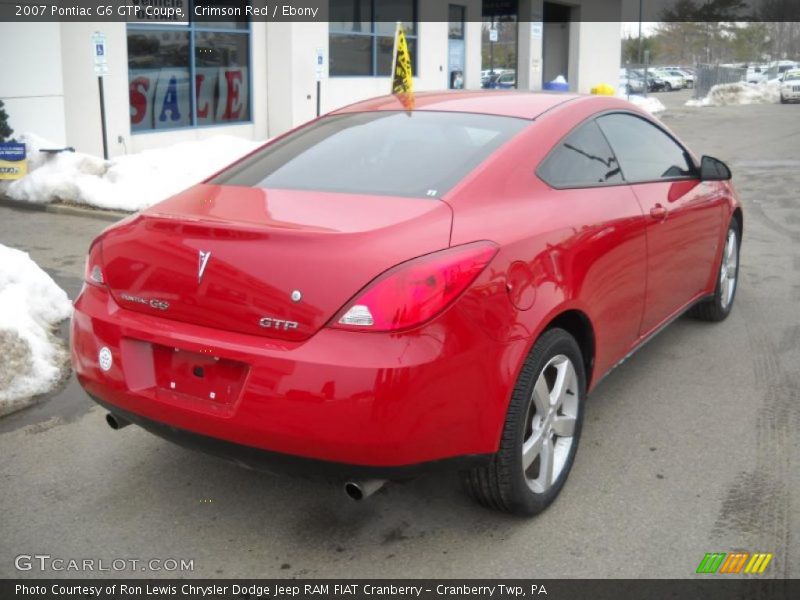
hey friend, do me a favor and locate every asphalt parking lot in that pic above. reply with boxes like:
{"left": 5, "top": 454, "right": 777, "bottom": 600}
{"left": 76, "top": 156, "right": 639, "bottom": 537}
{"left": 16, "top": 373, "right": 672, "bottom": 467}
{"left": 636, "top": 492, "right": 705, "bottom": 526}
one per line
{"left": 1, "top": 90, "right": 798, "bottom": 579}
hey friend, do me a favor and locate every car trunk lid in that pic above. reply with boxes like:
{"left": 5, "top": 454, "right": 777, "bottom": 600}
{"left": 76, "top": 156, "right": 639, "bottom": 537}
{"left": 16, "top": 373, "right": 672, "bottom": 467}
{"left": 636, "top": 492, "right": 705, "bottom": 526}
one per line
{"left": 100, "top": 184, "right": 453, "bottom": 341}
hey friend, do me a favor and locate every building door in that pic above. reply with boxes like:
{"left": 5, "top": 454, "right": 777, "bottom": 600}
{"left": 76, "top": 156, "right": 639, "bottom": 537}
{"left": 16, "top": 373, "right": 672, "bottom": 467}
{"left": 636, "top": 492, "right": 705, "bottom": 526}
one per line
{"left": 448, "top": 4, "right": 466, "bottom": 89}
{"left": 543, "top": 2, "right": 571, "bottom": 86}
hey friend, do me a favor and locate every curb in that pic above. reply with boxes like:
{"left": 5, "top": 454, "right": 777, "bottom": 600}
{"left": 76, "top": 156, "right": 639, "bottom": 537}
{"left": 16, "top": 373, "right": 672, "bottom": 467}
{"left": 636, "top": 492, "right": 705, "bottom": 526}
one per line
{"left": 0, "top": 196, "right": 130, "bottom": 223}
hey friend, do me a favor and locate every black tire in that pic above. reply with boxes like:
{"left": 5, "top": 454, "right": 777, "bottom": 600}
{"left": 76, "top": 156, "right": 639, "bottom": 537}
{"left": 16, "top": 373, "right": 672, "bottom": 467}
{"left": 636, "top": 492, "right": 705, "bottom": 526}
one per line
{"left": 780, "top": 95, "right": 787, "bottom": 104}
{"left": 689, "top": 217, "right": 741, "bottom": 322}
{"left": 665, "top": 82, "right": 673, "bottom": 92}
{"left": 461, "top": 328, "right": 586, "bottom": 516}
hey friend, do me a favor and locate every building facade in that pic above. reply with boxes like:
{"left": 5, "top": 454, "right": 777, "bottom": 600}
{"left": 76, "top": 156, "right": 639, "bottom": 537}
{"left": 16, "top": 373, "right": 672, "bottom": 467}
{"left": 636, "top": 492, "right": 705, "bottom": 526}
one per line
{"left": 0, "top": 0, "right": 621, "bottom": 158}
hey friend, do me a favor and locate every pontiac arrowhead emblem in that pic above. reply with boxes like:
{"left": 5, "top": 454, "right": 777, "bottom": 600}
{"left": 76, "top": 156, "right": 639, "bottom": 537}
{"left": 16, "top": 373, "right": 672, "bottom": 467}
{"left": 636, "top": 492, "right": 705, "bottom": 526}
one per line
{"left": 198, "top": 250, "right": 212, "bottom": 283}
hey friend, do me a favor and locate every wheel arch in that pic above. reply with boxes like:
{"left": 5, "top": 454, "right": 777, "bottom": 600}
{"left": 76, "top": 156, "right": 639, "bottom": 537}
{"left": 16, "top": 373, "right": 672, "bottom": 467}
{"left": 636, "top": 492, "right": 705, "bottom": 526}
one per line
{"left": 543, "top": 309, "right": 596, "bottom": 389}
{"left": 732, "top": 206, "right": 743, "bottom": 238}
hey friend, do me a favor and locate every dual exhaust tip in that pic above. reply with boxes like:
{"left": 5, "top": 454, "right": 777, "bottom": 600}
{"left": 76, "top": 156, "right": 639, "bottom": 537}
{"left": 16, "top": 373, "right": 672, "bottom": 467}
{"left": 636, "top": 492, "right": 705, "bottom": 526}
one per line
{"left": 105, "top": 412, "right": 386, "bottom": 501}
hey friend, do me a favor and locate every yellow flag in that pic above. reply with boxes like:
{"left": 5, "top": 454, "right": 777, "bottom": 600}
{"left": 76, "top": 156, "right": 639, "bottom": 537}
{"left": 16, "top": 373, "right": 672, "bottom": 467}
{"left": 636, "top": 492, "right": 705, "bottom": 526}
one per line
{"left": 391, "top": 23, "right": 414, "bottom": 109}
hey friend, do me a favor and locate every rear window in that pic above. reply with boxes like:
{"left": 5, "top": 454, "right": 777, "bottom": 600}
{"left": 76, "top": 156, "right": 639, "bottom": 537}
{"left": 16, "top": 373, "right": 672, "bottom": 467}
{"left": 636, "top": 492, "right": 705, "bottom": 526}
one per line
{"left": 210, "top": 111, "right": 528, "bottom": 198}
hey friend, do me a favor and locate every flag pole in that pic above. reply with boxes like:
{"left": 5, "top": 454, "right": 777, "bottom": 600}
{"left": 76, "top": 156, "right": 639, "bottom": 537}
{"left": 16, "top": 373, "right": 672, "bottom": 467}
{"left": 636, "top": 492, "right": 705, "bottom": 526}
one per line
{"left": 390, "top": 20, "right": 414, "bottom": 111}
{"left": 390, "top": 21, "right": 400, "bottom": 81}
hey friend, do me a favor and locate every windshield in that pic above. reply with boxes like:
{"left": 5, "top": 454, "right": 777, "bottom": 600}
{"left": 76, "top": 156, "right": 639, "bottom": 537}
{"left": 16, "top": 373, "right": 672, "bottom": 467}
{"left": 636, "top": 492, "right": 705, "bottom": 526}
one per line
{"left": 784, "top": 71, "right": 800, "bottom": 81}
{"left": 211, "top": 111, "right": 528, "bottom": 198}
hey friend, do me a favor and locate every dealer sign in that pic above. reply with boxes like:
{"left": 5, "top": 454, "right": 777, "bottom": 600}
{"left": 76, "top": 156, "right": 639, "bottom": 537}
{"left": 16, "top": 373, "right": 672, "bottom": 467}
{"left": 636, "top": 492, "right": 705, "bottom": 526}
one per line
{"left": 0, "top": 142, "right": 27, "bottom": 180}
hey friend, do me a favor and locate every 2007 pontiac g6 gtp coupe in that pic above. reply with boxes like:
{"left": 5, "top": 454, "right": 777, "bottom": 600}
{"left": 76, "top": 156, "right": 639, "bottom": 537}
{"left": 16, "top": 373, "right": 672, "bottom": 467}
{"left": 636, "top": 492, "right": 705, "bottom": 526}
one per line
{"left": 72, "top": 92, "right": 742, "bottom": 515}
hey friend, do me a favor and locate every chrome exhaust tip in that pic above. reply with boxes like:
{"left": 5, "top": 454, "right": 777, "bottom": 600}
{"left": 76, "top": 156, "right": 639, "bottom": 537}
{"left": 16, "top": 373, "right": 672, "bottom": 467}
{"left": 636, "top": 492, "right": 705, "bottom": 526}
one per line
{"left": 344, "top": 479, "right": 386, "bottom": 501}
{"left": 105, "top": 413, "right": 131, "bottom": 430}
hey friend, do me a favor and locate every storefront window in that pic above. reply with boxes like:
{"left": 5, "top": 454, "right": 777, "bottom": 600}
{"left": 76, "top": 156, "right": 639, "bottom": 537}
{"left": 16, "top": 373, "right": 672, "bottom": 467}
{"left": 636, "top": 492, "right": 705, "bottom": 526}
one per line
{"left": 329, "top": 34, "right": 373, "bottom": 76}
{"left": 376, "top": 35, "right": 417, "bottom": 76}
{"left": 449, "top": 5, "right": 465, "bottom": 39}
{"left": 330, "top": 0, "right": 417, "bottom": 77}
{"left": 195, "top": 32, "right": 249, "bottom": 124}
{"left": 128, "top": 18, "right": 250, "bottom": 132}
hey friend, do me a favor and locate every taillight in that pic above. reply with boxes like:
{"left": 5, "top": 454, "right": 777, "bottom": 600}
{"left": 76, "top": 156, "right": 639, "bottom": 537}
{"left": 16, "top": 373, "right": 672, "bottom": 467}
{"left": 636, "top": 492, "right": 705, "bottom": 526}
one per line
{"left": 331, "top": 242, "right": 498, "bottom": 332}
{"left": 84, "top": 241, "right": 105, "bottom": 287}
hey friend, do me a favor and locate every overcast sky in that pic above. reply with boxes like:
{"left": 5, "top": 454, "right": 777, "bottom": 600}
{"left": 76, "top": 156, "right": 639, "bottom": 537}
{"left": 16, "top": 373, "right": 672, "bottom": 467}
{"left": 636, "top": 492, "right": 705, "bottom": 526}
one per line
{"left": 622, "top": 22, "right": 659, "bottom": 37}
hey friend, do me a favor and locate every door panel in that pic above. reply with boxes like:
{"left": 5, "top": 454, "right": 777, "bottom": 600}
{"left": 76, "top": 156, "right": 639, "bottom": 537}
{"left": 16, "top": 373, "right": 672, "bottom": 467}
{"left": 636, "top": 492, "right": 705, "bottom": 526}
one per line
{"left": 630, "top": 180, "right": 724, "bottom": 333}
{"left": 596, "top": 112, "right": 724, "bottom": 335}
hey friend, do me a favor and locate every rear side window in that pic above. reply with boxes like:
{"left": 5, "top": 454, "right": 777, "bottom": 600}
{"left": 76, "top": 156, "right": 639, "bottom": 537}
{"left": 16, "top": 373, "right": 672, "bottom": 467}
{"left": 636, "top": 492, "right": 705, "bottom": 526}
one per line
{"left": 211, "top": 111, "right": 528, "bottom": 198}
{"left": 596, "top": 113, "right": 695, "bottom": 183}
{"left": 537, "top": 120, "right": 623, "bottom": 188}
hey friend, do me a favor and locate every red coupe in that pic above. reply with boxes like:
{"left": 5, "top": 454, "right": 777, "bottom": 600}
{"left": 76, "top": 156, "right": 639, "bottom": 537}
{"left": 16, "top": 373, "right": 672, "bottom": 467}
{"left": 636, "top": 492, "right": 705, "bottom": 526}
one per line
{"left": 72, "top": 91, "right": 742, "bottom": 515}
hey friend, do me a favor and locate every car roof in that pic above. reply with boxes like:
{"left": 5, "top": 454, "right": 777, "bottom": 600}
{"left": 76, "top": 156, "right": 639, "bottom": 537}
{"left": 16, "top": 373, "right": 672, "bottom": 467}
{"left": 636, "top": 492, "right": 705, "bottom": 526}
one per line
{"left": 331, "top": 90, "right": 583, "bottom": 120}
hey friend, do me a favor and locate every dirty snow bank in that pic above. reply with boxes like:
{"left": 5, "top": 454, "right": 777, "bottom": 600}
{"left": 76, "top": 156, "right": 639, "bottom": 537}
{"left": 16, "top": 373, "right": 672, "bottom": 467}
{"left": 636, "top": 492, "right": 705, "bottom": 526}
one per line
{"left": 0, "top": 133, "right": 263, "bottom": 212}
{"left": 621, "top": 93, "right": 666, "bottom": 114}
{"left": 0, "top": 245, "right": 73, "bottom": 416}
{"left": 685, "top": 81, "right": 781, "bottom": 107}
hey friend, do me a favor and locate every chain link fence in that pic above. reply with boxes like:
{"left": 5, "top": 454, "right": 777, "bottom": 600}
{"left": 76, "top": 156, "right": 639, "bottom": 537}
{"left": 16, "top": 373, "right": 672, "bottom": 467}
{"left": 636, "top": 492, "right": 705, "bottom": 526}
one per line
{"left": 693, "top": 64, "right": 747, "bottom": 99}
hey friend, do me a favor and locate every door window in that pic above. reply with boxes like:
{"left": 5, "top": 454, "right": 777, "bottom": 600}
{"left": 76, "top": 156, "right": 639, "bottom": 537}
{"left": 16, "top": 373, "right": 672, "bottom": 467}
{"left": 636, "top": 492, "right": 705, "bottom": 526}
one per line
{"left": 596, "top": 113, "right": 695, "bottom": 183}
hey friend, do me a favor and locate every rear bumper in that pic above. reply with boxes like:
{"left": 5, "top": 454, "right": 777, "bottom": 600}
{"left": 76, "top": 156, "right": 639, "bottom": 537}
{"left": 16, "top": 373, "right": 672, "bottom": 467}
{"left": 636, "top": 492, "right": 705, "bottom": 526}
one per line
{"left": 93, "top": 395, "right": 491, "bottom": 480}
{"left": 72, "top": 284, "right": 520, "bottom": 471}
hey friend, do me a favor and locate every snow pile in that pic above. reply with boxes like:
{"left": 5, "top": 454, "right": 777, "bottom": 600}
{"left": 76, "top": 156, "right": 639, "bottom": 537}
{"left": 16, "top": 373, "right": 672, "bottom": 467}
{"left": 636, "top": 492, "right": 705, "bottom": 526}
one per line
{"left": 0, "top": 244, "right": 73, "bottom": 415}
{"left": 1, "top": 134, "right": 263, "bottom": 212}
{"left": 685, "top": 81, "right": 781, "bottom": 107}
{"left": 625, "top": 94, "right": 666, "bottom": 114}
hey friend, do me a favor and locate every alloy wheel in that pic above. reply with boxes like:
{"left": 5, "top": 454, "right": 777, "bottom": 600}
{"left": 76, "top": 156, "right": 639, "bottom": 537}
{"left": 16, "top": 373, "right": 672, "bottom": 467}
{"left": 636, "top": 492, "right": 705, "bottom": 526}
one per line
{"left": 719, "top": 228, "right": 738, "bottom": 310}
{"left": 522, "top": 355, "right": 579, "bottom": 494}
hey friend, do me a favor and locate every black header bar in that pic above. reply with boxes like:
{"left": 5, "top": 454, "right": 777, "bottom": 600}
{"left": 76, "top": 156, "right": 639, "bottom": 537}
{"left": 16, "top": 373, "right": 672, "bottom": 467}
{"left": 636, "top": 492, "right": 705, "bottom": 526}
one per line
{"left": 1, "top": 0, "right": 799, "bottom": 23}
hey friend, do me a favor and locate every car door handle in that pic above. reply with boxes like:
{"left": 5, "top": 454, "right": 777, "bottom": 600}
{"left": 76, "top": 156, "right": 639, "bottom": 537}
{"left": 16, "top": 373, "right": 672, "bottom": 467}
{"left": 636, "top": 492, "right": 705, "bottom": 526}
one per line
{"left": 650, "top": 204, "right": 667, "bottom": 221}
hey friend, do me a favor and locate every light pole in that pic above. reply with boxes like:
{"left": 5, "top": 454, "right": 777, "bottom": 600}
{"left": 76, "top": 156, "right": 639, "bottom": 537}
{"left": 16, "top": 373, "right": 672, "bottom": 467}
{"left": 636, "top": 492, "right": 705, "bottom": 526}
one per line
{"left": 637, "top": 0, "right": 643, "bottom": 65}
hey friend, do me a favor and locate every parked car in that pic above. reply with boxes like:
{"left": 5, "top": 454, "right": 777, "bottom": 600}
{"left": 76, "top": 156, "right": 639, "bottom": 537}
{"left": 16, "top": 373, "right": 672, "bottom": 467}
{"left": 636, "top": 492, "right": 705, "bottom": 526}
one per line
{"left": 484, "top": 70, "right": 516, "bottom": 89}
{"left": 780, "top": 69, "right": 800, "bottom": 103}
{"left": 619, "top": 70, "right": 646, "bottom": 94}
{"left": 481, "top": 68, "right": 510, "bottom": 87}
{"left": 632, "top": 69, "right": 666, "bottom": 92}
{"left": 652, "top": 68, "right": 686, "bottom": 91}
{"left": 481, "top": 69, "right": 497, "bottom": 86}
{"left": 663, "top": 65, "right": 695, "bottom": 85}
{"left": 766, "top": 60, "right": 800, "bottom": 84}
{"left": 746, "top": 65, "right": 769, "bottom": 84}
{"left": 495, "top": 71, "right": 516, "bottom": 89}
{"left": 73, "top": 92, "right": 742, "bottom": 516}
{"left": 673, "top": 69, "right": 695, "bottom": 88}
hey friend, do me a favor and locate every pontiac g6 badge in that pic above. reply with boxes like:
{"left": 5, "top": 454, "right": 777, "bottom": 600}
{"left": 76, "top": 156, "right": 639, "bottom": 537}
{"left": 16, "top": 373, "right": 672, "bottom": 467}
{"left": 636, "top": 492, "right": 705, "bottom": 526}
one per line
{"left": 119, "top": 293, "right": 170, "bottom": 311}
{"left": 198, "top": 250, "right": 212, "bottom": 283}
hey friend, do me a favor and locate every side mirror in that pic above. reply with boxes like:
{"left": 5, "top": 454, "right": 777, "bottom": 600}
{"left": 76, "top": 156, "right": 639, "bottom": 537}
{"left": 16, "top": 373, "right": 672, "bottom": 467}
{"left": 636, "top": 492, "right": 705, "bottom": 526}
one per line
{"left": 700, "top": 155, "right": 732, "bottom": 181}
